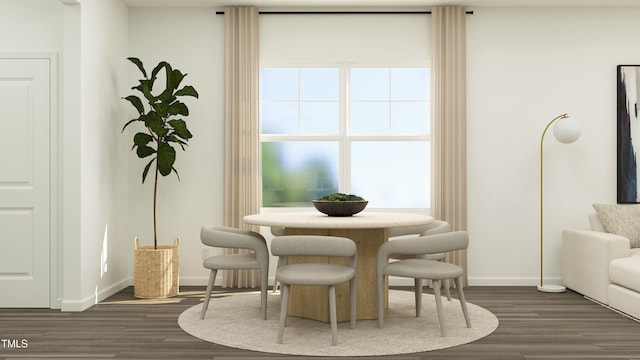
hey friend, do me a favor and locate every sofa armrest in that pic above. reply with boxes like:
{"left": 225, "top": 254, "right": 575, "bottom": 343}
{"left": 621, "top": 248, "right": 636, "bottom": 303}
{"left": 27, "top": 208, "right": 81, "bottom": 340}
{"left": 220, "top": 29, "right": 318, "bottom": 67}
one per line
{"left": 562, "top": 229, "right": 631, "bottom": 304}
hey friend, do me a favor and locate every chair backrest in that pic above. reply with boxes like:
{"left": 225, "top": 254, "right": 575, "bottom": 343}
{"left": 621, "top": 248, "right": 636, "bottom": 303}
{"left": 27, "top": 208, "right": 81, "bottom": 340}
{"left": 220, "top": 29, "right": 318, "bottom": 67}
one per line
{"left": 378, "top": 231, "right": 468, "bottom": 263}
{"left": 419, "top": 220, "right": 451, "bottom": 236}
{"left": 271, "top": 235, "right": 357, "bottom": 265}
{"left": 388, "top": 220, "right": 451, "bottom": 238}
{"left": 200, "top": 226, "right": 268, "bottom": 258}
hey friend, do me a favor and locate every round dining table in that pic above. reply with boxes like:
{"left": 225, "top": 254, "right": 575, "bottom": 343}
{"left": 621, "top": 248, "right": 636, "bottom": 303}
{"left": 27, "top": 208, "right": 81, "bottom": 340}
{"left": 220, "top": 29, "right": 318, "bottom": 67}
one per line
{"left": 244, "top": 211, "right": 433, "bottom": 322}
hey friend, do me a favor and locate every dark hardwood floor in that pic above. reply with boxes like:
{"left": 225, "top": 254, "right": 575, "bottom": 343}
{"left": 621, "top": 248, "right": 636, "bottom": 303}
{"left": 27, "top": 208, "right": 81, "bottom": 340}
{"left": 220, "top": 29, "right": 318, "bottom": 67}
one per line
{"left": 1, "top": 286, "right": 639, "bottom": 359}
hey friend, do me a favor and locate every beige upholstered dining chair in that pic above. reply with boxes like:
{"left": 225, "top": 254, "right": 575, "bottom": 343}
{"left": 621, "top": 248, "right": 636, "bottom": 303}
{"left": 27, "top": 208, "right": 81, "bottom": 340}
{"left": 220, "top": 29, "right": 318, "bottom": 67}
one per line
{"left": 271, "top": 235, "right": 358, "bottom": 346}
{"left": 376, "top": 231, "right": 471, "bottom": 337}
{"left": 199, "top": 226, "right": 269, "bottom": 320}
{"left": 388, "top": 220, "right": 453, "bottom": 300}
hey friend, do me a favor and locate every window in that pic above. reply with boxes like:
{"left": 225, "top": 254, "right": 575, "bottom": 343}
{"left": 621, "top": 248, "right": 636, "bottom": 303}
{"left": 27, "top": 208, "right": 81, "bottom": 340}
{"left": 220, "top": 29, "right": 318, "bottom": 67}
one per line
{"left": 260, "top": 65, "right": 430, "bottom": 208}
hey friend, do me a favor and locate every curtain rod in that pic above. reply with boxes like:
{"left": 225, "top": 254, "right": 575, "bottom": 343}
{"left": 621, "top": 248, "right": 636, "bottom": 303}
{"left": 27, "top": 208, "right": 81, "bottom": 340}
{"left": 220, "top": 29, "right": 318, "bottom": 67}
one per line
{"left": 215, "top": 10, "right": 474, "bottom": 15}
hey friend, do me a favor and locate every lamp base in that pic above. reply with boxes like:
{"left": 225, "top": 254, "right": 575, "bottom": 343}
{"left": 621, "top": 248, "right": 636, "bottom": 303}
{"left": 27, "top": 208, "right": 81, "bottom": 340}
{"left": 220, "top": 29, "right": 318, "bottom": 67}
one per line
{"left": 537, "top": 284, "right": 566, "bottom": 293}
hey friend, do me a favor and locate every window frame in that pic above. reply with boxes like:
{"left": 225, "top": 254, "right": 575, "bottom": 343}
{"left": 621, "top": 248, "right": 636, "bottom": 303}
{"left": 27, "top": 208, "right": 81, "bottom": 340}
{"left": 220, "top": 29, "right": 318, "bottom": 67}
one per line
{"left": 259, "top": 61, "right": 431, "bottom": 211}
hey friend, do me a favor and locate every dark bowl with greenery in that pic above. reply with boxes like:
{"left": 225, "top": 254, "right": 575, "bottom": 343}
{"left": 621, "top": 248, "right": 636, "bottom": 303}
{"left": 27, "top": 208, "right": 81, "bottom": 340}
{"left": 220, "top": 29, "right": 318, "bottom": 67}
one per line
{"left": 312, "top": 193, "right": 368, "bottom": 217}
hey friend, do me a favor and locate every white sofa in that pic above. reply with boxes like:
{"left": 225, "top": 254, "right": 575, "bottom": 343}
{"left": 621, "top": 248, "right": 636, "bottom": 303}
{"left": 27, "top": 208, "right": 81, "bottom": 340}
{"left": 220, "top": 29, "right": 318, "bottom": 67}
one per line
{"left": 563, "top": 213, "right": 640, "bottom": 319}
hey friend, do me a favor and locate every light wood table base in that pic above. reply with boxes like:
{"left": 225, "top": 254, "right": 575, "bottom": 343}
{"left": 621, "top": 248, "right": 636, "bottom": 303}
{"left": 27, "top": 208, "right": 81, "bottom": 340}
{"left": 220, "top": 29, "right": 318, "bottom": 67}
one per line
{"left": 284, "top": 227, "right": 389, "bottom": 322}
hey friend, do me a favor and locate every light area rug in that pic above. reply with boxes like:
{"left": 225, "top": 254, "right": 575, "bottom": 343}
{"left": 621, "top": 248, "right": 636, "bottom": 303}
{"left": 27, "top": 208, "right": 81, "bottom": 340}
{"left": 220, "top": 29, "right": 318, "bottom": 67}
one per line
{"left": 178, "top": 290, "right": 499, "bottom": 357}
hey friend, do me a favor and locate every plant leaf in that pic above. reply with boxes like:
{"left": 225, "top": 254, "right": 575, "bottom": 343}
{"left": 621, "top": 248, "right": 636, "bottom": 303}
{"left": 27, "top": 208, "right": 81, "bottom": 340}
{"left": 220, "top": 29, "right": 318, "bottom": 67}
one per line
{"left": 122, "top": 117, "right": 142, "bottom": 132}
{"left": 158, "top": 67, "right": 182, "bottom": 103}
{"left": 151, "top": 61, "right": 170, "bottom": 82}
{"left": 123, "top": 95, "right": 145, "bottom": 114}
{"left": 142, "top": 112, "right": 168, "bottom": 138}
{"left": 156, "top": 142, "right": 176, "bottom": 177}
{"left": 133, "top": 132, "right": 153, "bottom": 147}
{"left": 134, "top": 80, "right": 155, "bottom": 102}
{"left": 175, "top": 85, "right": 199, "bottom": 98}
{"left": 168, "top": 101, "right": 189, "bottom": 116}
{"left": 142, "top": 158, "right": 155, "bottom": 183}
{"left": 127, "top": 57, "right": 147, "bottom": 78}
{"left": 153, "top": 62, "right": 176, "bottom": 103}
{"left": 153, "top": 102, "right": 169, "bottom": 119}
{"left": 165, "top": 134, "right": 187, "bottom": 151}
{"left": 136, "top": 145, "right": 155, "bottom": 158}
{"left": 168, "top": 119, "right": 192, "bottom": 140}
{"left": 170, "top": 69, "right": 185, "bottom": 90}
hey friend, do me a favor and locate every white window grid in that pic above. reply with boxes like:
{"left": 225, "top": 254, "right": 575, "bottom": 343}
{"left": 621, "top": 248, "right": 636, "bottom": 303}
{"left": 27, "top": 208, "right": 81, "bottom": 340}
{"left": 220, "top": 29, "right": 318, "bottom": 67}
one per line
{"left": 259, "top": 62, "right": 431, "bottom": 197}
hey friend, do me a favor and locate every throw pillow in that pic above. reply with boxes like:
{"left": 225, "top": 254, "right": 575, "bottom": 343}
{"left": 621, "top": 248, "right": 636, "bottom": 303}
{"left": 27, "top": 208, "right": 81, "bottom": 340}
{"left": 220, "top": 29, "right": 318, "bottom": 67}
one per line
{"left": 592, "top": 203, "right": 640, "bottom": 248}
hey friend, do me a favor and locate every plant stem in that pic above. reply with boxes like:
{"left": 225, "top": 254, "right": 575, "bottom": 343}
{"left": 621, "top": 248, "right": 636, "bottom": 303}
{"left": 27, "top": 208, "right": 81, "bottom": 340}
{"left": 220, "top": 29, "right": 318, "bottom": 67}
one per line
{"left": 153, "top": 159, "right": 159, "bottom": 249}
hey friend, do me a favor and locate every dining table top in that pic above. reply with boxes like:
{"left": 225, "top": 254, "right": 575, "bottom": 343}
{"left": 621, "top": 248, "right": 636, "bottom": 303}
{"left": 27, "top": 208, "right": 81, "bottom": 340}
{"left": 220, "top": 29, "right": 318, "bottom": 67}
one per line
{"left": 243, "top": 211, "right": 433, "bottom": 229}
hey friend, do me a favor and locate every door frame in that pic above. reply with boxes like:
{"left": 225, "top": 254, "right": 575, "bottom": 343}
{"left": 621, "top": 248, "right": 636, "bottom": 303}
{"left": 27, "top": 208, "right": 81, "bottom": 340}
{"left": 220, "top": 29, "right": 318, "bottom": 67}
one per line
{"left": 0, "top": 53, "right": 59, "bottom": 308}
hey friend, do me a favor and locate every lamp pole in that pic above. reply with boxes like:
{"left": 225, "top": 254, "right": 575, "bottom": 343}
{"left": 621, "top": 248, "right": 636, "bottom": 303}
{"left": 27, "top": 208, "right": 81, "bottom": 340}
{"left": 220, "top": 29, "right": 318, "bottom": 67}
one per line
{"left": 538, "top": 114, "right": 571, "bottom": 293}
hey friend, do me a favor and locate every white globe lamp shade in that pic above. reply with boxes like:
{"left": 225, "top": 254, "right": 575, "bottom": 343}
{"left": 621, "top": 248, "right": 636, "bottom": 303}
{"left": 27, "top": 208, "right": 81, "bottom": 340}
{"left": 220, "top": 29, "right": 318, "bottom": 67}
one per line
{"left": 553, "top": 116, "right": 581, "bottom": 144}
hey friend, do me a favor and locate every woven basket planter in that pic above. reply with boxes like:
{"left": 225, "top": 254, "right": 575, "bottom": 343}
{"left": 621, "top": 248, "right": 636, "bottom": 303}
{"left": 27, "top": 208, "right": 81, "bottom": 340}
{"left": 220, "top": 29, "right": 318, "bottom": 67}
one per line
{"left": 134, "top": 237, "right": 179, "bottom": 298}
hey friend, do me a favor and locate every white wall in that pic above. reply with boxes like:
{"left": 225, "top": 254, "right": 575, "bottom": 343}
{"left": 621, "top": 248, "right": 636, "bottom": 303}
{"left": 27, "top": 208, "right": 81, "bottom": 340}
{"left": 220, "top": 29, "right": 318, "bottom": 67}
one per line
{"left": 126, "top": 7, "right": 640, "bottom": 287}
{"left": 0, "top": 0, "right": 131, "bottom": 309}
{"left": 11, "top": 3, "right": 634, "bottom": 306}
{"left": 127, "top": 8, "right": 224, "bottom": 284}
{"left": 260, "top": 14, "right": 430, "bottom": 63}
{"left": 61, "top": 0, "right": 81, "bottom": 310}
{"left": 0, "top": 0, "right": 64, "bottom": 306}
{"left": 76, "top": 0, "right": 130, "bottom": 309}
{"left": 0, "top": 0, "right": 62, "bottom": 50}
{"left": 466, "top": 7, "right": 640, "bottom": 285}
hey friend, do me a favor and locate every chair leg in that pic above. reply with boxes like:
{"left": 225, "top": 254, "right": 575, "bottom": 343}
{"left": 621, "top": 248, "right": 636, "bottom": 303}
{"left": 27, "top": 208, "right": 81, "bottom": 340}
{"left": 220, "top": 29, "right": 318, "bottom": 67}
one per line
{"left": 444, "top": 279, "right": 452, "bottom": 301}
{"left": 277, "top": 284, "right": 290, "bottom": 344}
{"left": 200, "top": 269, "right": 217, "bottom": 320}
{"left": 329, "top": 285, "right": 338, "bottom": 346}
{"left": 438, "top": 259, "right": 452, "bottom": 301}
{"left": 377, "top": 273, "right": 385, "bottom": 328}
{"left": 455, "top": 277, "right": 472, "bottom": 328}
{"left": 349, "top": 278, "right": 357, "bottom": 329}
{"left": 261, "top": 268, "right": 269, "bottom": 320}
{"left": 424, "top": 278, "right": 451, "bottom": 301}
{"left": 433, "top": 279, "right": 447, "bottom": 337}
{"left": 272, "top": 258, "right": 280, "bottom": 293}
{"left": 414, "top": 278, "right": 422, "bottom": 317}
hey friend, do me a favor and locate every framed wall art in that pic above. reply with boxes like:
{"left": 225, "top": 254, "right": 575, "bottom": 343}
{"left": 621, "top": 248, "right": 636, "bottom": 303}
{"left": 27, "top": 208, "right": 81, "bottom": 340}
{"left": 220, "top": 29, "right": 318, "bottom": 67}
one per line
{"left": 617, "top": 65, "right": 640, "bottom": 203}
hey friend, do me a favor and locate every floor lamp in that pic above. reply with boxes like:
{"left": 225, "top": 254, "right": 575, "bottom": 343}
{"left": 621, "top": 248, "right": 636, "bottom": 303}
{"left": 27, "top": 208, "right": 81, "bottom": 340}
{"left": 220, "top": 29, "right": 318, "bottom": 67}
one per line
{"left": 538, "top": 113, "right": 581, "bottom": 293}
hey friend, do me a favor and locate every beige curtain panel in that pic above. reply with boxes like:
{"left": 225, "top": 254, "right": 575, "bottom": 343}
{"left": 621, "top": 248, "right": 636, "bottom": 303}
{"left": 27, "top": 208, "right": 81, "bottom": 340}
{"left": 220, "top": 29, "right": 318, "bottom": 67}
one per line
{"left": 221, "top": 7, "right": 262, "bottom": 288}
{"left": 431, "top": 6, "right": 468, "bottom": 286}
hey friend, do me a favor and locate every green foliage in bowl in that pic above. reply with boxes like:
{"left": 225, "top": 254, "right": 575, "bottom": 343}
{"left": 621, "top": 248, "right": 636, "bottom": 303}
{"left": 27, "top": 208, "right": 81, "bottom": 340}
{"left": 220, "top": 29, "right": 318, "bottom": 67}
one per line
{"left": 317, "top": 193, "right": 365, "bottom": 202}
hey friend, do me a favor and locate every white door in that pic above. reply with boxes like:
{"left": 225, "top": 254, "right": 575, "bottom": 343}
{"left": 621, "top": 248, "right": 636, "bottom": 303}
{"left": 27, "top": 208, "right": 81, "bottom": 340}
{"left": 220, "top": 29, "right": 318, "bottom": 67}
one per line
{"left": 0, "top": 58, "right": 51, "bottom": 307}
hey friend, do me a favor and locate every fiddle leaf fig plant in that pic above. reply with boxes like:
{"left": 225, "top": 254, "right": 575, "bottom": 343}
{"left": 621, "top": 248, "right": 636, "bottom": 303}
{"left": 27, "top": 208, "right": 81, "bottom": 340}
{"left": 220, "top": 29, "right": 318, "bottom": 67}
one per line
{"left": 122, "top": 57, "right": 199, "bottom": 249}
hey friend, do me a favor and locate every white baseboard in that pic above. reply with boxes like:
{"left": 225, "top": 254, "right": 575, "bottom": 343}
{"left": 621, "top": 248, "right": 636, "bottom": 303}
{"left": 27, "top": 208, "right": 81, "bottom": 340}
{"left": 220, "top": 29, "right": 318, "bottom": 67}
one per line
{"left": 179, "top": 276, "right": 212, "bottom": 286}
{"left": 467, "top": 276, "right": 562, "bottom": 287}
{"left": 60, "top": 278, "right": 131, "bottom": 312}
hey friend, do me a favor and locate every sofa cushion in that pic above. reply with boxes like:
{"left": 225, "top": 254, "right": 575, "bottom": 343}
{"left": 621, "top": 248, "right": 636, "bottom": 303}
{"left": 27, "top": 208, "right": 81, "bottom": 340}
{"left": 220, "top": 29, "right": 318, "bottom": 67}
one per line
{"left": 610, "top": 256, "right": 640, "bottom": 292}
{"left": 588, "top": 213, "right": 607, "bottom": 232}
{"left": 593, "top": 203, "right": 640, "bottom": 248}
